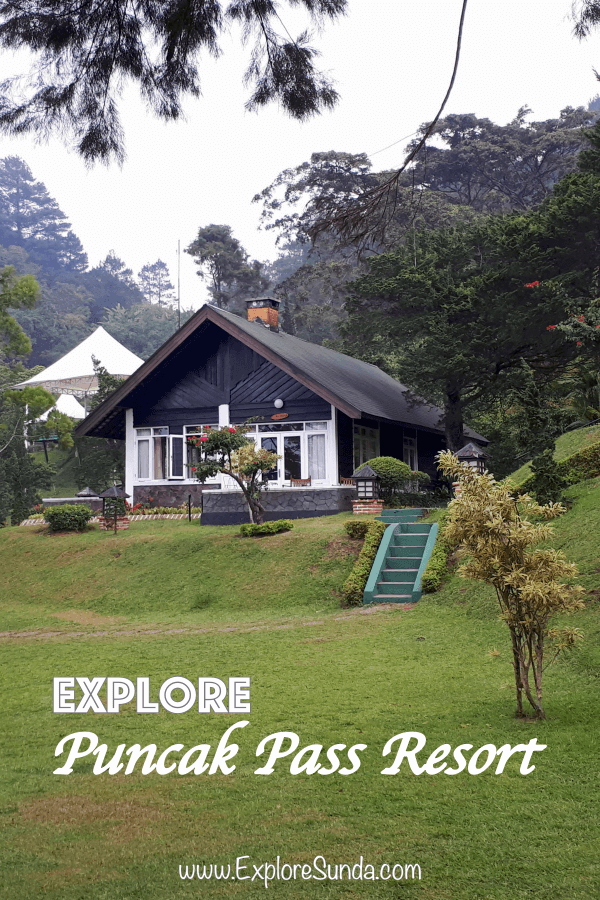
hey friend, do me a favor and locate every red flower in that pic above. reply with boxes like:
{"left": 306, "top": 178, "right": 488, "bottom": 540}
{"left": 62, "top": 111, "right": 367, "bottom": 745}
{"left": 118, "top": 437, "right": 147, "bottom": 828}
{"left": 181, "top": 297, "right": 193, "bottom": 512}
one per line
{"left": 577, "top": 315, "right": 585, "bottom": 322}
{"left": 199, "top": 435, "right": 208, "bottom": 442}
{"left": 577, "top": 342, "right": 582, "bottom": 346}
{"left": 228, "top": 427, "right": 236, "bottom": 433}
{"left": 546, "top": 325, "right": 556, "bottom": 331}
{"left": 525, "top": 281, "right": 540, "bottom": 288}
{"left": 596, "top": 325, "right": 600, "bottom": 330}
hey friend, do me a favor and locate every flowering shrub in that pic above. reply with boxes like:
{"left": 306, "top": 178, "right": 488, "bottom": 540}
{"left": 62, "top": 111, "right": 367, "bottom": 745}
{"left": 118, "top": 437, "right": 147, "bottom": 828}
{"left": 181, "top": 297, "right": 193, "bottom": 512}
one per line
{"left": 187, "top": 423, "right": 279, "bottom": 524}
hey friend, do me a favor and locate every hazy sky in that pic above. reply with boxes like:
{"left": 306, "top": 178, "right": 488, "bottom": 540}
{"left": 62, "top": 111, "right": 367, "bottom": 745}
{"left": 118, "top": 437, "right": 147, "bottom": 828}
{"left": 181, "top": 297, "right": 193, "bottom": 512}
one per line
{"left": 1, "top": 0, "right": 600, "bottom": 309}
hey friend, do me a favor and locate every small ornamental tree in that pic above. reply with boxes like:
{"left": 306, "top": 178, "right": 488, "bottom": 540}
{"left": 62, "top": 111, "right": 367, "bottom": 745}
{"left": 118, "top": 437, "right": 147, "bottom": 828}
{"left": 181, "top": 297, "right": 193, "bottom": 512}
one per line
{"left": 188, "top": 425, "right": 279, "bottom": 524}
{"left": 437, "top": 450, "right": 585, "bottom": 720}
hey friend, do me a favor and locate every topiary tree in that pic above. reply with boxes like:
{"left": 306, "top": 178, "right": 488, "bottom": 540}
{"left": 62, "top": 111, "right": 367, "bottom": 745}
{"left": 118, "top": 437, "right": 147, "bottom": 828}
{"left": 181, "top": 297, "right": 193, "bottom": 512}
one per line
{"left": 188, "top": 425, "right": 279, "bottom": 524}
{"left": 529, "top": 449, "right": 569, "bottom": 506}
{"left": 437, "top": 450, "right": 585, "bottom": 720}
{"left": 362, "top": 456, "right": 430, "bottom": 503}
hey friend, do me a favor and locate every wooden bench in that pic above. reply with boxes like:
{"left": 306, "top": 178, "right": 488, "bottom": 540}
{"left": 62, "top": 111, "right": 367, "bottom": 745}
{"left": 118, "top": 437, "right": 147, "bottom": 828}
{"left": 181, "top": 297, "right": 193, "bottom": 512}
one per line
{"left": 340, "top": 476, "right": 355, "bottom": 485}
{"left": 290, "top": 477, "right": 311, "bottom": 487}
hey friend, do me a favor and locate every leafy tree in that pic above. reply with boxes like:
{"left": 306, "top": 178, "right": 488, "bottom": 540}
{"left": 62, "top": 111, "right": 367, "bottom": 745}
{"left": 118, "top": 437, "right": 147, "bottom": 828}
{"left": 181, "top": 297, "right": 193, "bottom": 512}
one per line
{"left": 72, "top": 359, "right": 126, "bottom": 493}
{"left": 97, "top": 251, "right": 136, "bottom": 286}
{"left": 0, "top": 264, "right": 41, "bottom": 356}
{"left": 0, "top": 156, "right": 87, "bottom": 271}
{"left": 102, "top": 303, "right": 194, "bottom": 359}
{"left": 437, "top": 450, "right": 585, "bottom": 720}
{"left": 340, "top": 220, "right": 573, "bottom": 450}
{"left": 185, "top": 224, "right": 269, "bottom": 312}
{"left": 0, "top": 356, "right": 55, "bottom": 524}
{"left": 0, "top": 1, "right": 345, "bottom": 164}
{"left": 404, "top": 107, "right": 593, "bottom": 214}
{"left": 138, "top": 260, "right": 175, "bottom": 306}
{"left": 189, "top": 425, "right": 278, "bottom": 524}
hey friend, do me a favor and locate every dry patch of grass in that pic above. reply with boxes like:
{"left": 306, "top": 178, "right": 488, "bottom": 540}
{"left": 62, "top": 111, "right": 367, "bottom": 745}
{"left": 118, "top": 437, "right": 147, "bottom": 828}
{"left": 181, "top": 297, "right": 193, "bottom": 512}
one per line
{"left": 49, "top": 609, "right": 124, "bottom": 626}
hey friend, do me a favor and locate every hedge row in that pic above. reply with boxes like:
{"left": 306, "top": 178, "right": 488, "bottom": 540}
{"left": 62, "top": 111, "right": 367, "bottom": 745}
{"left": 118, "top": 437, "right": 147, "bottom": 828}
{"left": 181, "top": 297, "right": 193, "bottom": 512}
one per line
{"left": 342, "top": 519, "right": 387, "bottom": 606}
{"left": 520, "top": 440, "right": 600, "bottom": 494}
{"left": 239, "top": 519, "right": 294, "bottom": 537}
{"left": 421, "top": 512, "right": 453, "bottom": 594}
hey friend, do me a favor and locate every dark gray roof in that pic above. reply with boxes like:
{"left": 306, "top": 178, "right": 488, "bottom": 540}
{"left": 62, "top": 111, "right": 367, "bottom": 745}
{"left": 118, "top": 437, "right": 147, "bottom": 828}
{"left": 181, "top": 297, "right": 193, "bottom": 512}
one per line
{"left": 214, "top": 309, "right": 486, "bottom": 440}
{"left": 75, "top": 305, "right": 487, "bottom": 443}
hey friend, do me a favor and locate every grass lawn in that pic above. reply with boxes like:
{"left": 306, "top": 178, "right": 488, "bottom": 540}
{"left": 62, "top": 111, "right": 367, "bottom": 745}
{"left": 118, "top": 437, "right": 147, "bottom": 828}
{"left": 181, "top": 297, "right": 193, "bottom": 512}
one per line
{"left": 509, "top": 422, "right": 600, "bottom": 485}
{"left": 1, "top": 495, "right": 599, "bottom": 899}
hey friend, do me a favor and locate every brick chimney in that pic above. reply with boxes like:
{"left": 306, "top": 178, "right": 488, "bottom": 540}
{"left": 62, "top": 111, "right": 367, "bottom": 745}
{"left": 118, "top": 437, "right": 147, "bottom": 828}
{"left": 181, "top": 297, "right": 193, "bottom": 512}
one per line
{"left": 246, "top": 297, "right": 280, "bottom": 331}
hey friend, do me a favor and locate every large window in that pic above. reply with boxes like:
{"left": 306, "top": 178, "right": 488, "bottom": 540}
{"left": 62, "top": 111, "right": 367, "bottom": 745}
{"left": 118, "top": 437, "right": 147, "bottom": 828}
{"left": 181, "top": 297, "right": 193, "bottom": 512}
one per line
{"left": 353, "top": 424, "right": 379, "bottom": 470}
{"left": 403, "top": 432, "right": 418, "bottom": 471}
{"left": 184, "top": 425, "right": 219, "bottom": 480}
{"left": 257, "top": 420, "right": 329, "bottom": 483}
{"left": 136, "top": 427, "right": 185, "bottom": 480}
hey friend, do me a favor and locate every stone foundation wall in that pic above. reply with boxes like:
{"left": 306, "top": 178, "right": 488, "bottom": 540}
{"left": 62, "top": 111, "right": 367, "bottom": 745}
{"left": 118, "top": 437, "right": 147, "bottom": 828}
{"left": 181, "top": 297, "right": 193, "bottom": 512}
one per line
{"left": 201, "top": 487, "right": 356, "bottom": 526}
{"left": 133, "top": 483, "right": 211, "bottom": 508}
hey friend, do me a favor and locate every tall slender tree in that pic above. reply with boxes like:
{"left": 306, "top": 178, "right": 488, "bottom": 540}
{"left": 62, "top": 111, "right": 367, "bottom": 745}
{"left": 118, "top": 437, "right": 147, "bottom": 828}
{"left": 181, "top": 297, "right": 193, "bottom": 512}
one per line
{"left": 137, "top": 260, "right": 175, "bottom": 305}
{"left": 0, "top": 156, "right": 87, "bottom": 271}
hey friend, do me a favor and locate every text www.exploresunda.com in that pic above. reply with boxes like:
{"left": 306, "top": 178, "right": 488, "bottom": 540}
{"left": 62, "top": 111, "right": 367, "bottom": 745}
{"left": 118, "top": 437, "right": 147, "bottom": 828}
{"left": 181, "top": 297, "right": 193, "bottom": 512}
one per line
{"left": 179, "top": 856, "right": 421, "bottom": 887}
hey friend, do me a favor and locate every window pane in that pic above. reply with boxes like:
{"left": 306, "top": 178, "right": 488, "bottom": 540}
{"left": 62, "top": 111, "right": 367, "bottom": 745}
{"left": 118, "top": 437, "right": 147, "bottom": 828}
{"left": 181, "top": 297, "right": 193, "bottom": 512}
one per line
{"left": 138, "top": 439, "right": 150, "bottom": 478}
{"left": 306, "top": 421, "right": 327, "bottom": 431}
{"left": 171, "top": 437, "right": 184, "bottom": 478}
{"left": 154, "top": 436, "right": 167, "bottom": 479}
{"left": 259, "top": 422, "right": 303, "bottom": 432}
{"left": 284, "top": 436, "right": 301, "bottom": 480}
{"left": 137, "top": 428, "right": 151, "bottom": 436}
{"left": 261, "top": 437, "right": 279, "bottom": 480}
{"left": 153, "top": 427, "right": 168, "bottom": 436}
{"left": 308, "top": 433, "right": 326, "bottom": 479}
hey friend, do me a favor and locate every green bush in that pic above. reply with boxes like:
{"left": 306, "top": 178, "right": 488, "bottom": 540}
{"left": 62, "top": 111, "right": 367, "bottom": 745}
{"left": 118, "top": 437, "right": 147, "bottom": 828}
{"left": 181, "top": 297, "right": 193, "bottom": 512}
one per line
{"left": 421, "top": 512, "right": 453, "bottom": 594}
{"left": 342, "top": 519, "right": 386, "bottom": 605}
{"left": 343, "top": 519, "right": 372, "bottom": 539}
{"left": 529, "top": 449, "right": 569, "bottom": 505}
{"left": 44, "top": 504, "right": 94, "bottom": 532}
{"left": 520, "top": 439, "right": 600, "bottom": 494}
{"left": 362, "top": 457, "right": 431, "bottom": 502}
{"left": 239, "top": 519, "right": 294, "bottom": 537}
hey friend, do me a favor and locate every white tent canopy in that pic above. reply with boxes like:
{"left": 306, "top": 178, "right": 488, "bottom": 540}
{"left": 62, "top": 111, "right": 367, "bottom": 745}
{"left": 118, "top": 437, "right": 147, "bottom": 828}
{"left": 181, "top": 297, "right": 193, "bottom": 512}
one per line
{"left": 13, "top": 326, "right": 143, "bottom": 397}
{"left": 38, "top": 393, "right": 86, "bottom": 421}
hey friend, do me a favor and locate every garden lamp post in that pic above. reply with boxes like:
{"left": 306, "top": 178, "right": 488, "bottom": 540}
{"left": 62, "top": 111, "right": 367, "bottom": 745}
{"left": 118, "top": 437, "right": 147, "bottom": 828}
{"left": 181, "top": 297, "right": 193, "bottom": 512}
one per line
{"left": 352, "top": 464, "right": 381, "bottom": 500}
{"left": 455, "top": 442, "right": 489, "bottom": 475}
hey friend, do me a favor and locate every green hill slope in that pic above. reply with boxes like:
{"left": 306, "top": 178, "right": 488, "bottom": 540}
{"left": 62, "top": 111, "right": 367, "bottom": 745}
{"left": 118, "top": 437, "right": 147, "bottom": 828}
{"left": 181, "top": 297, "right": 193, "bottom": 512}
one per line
{"left": 509, "top": 422, "right": 600, "bottom": 485}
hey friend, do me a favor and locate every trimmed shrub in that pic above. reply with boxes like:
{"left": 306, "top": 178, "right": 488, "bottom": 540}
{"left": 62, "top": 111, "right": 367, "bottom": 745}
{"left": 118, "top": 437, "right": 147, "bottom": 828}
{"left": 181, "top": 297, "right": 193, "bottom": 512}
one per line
{"left": 421, "top": 512, "right": 453, "bottom": 594}
{"left": 239, "top": 519, "right": 293, "bottom": 537}
{"left": 529, "top": 449, "right": 569, "bottom": 505}
{"left": 342, "top": 519, "right": 386, "bottom": 605}
{"left": 520, "top": 439, "right": 600, "bottom": 494}
{"left": 344, "top": 519, "right": 372, "bottom": 539}
{"left": 44, "top": 504, "right": 94, "bottom": 532}
{"left": 363, "top": 456, "right": 431, "bottom": 503}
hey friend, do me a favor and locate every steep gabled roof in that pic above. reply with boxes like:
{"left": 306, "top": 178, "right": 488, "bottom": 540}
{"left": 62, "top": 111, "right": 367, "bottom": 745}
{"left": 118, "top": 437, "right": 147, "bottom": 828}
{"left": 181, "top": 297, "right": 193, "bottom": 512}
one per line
{"left": 75, "top": 305, "right": 487, "bottom": 443}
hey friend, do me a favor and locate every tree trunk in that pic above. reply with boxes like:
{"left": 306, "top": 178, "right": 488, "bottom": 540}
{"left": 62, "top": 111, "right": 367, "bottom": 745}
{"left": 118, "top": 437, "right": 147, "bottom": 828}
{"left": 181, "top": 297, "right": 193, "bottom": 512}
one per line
{"left": 444, "top": 386, "right": 465, "bottom": 452}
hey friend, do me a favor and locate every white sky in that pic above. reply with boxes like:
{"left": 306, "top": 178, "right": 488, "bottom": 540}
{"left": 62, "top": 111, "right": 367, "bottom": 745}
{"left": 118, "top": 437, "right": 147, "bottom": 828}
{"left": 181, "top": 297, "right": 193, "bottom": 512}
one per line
{"left": 1, "top": 0, "right": 599, "bottom": 310}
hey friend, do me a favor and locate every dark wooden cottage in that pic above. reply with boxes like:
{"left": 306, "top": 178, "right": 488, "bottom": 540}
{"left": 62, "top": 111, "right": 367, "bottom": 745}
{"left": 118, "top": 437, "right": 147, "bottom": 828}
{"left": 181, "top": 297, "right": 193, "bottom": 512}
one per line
{"left": 75, "top": 299, "right": 486, "bottom": 524}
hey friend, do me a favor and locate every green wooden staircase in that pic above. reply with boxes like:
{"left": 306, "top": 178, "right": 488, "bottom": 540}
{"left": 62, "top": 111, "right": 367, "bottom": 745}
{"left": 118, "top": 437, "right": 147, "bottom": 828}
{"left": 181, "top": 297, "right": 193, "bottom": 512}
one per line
{"left": 363, "top": 509, "right": 438, "bottom": 605}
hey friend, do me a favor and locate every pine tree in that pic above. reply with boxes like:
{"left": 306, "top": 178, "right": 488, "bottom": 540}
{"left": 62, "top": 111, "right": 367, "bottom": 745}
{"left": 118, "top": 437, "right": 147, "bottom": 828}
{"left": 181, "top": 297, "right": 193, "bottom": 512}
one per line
{"left": 137, "top": 260, "right": 175, "bottom": 305}
{"left": 0, "top": 156, "right": 87, "bottom": 271}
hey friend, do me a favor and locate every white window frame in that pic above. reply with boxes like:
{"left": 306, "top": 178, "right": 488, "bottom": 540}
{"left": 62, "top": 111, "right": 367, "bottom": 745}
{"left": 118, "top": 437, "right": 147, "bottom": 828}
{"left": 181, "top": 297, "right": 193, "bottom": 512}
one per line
{"left": 184, "top": 424, "right": 220, "bottom": 484}
{"left": 135, "top": 427, "right": 187, "bottom": 482}
{"left": 254, "top": 420, "right": 329, "bottom": 486}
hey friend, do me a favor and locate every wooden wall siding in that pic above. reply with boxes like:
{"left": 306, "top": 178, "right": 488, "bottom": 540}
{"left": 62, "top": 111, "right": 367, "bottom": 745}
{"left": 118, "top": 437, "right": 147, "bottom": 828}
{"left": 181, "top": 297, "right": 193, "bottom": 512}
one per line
{"left": 126, "top": 323, "right": 265, "bottom": 412}
{"left": 336, "top": 411, "right": 354, "bottom": 478}
{"left": 134, "top": 407, "right": 220, "bottom": 431}
{"left": 231, "top": 400, "right": 331, "bottom": 423}
{"left": 231, "top": 360, "right": 317, "bottom": 405}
